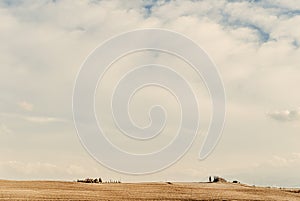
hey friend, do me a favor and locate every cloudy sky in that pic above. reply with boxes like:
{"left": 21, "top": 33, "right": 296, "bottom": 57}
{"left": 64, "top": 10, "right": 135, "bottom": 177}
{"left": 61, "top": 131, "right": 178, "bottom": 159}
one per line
{"left": 0, "top": 0, "right": 300, "bottom": 187}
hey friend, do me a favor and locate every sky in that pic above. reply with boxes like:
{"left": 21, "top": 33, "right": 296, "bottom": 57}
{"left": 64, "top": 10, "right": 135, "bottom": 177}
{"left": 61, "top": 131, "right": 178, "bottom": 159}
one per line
{"left": 0, "top": 0, "right": 300, "bottom": 187}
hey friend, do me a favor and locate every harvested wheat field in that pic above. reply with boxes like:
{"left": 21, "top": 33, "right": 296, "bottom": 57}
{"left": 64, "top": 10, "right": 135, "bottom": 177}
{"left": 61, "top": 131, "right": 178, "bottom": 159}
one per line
{"left": 0, "top": 180, "right": 299, "bottom": 201}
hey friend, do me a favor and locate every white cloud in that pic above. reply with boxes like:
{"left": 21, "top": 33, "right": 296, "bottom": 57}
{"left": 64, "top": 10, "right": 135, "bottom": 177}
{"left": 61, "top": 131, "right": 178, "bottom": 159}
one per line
{"left": 0, "top": 0, "right": 300, "bottom": 186}
{"left": 267, "top": 108, "right": 300, "bottom": 122}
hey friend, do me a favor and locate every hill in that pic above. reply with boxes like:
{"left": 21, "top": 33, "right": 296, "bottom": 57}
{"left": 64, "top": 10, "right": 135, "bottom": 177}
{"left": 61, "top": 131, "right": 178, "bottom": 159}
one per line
{"left": 0, "top": 180, "right": 299, "bottom": 200}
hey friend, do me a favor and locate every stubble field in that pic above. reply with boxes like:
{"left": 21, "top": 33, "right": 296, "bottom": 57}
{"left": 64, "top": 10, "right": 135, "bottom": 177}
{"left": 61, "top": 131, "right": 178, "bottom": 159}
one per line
{"left": 0, "top": 180, "right": 299, "bottom": 200}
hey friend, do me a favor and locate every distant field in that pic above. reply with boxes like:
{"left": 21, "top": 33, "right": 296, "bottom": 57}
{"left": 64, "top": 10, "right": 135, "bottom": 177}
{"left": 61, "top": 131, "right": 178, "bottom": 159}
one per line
{"left": 0, "top": 180, "right": 299, "bottom": 200}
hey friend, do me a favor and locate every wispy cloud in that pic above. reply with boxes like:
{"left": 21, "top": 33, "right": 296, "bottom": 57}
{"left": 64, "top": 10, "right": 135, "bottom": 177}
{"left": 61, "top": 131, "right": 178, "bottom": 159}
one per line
{"left": 0, "top": 112, "right": 65, "bottom": 124}
{"left": 23, "top": 116, "right": 65, "bottom": 123}
{"left": 0, "top": 161, "right": 89, "bottom": 178}
{"left": 18, "top": 101, "right": 33, "bottom": 111}
{"left": 0, "top": 124, "right": 12, "bottom": 135}
{"left": 266, "top": 153, "right": 300, "bottom": 168}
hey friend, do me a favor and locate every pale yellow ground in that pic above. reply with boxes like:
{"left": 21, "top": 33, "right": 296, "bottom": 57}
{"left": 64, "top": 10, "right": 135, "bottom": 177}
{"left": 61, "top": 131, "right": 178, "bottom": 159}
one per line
{"left": 0, "top": 180, "right": 299, "bottom": 200}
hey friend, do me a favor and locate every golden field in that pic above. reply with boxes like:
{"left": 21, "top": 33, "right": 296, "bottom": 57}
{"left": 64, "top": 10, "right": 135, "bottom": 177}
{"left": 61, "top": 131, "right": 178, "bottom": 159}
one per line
{"left": 0, "top": 180, "right": 299, "bottom": 200}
